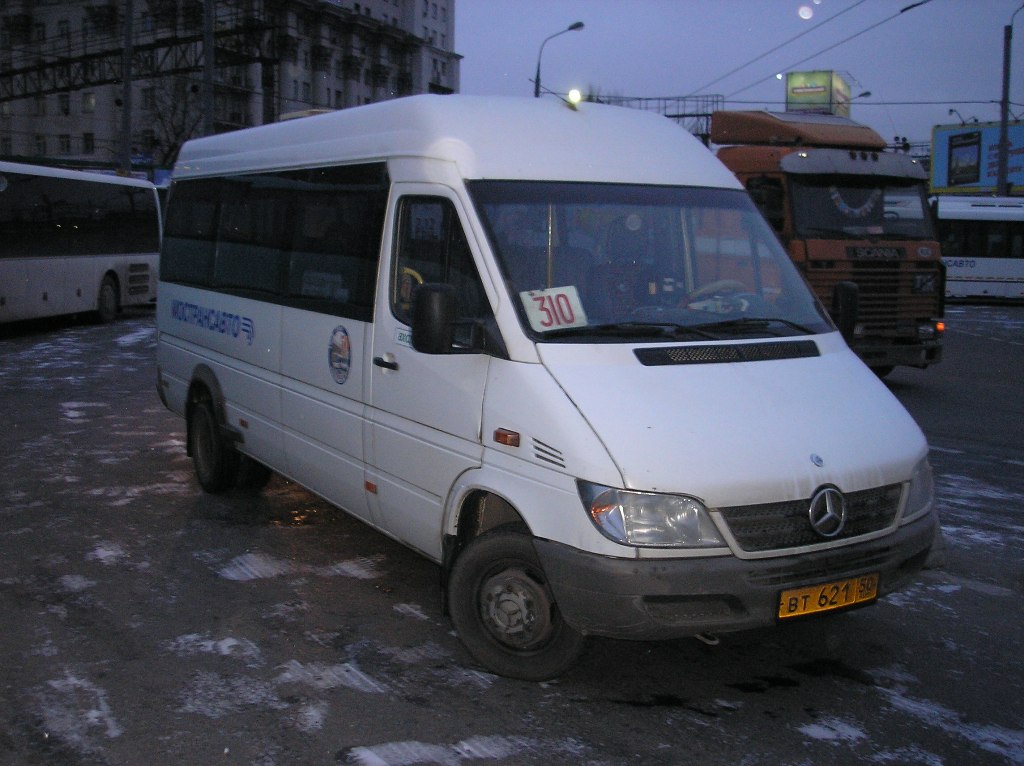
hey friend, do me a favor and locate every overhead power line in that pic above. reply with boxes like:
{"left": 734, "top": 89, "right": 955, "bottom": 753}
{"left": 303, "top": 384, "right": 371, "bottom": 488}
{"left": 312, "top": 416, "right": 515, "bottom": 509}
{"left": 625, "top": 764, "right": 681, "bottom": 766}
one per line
{"left": 687, "top": 0, "right": 870, "bottom": 97}
{"left": 725, "top": 0, "right": 936, "bottom": 99}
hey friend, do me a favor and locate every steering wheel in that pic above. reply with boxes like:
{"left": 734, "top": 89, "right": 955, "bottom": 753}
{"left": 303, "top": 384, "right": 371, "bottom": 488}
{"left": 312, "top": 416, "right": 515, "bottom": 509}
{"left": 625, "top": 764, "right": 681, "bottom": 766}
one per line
{"left": 397, "top": 266, "right": 424, "bottom": 316}
{"left": 686, "top": 279, "right": 746, "bottom": 302}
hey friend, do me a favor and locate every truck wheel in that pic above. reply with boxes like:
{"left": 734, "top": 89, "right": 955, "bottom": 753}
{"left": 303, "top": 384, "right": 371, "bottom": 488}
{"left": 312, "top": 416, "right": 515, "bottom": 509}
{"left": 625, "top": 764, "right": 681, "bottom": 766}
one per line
{"left": 448, "top": 529, "right": 586, "bottom": 681}
{"left": 188, "top": 399, "right": 239, "bottom": 493}
{"left": 96, "top": 276, "right": 118, "bottom": 323}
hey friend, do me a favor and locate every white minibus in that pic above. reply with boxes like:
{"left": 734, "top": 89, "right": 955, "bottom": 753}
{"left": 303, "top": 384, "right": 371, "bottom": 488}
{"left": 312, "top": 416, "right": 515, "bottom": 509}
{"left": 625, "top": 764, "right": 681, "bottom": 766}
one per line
{"left": 156, "top": 95, "right": 939, "bottom": 680}
{"left": 0, "top": 161, "right": 161, "bottom": 324}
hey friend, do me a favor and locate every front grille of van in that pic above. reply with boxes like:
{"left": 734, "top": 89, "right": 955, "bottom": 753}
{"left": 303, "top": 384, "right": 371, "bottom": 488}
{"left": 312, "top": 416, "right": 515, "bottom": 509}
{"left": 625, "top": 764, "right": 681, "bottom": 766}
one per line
{"left": 718, "top": 484, "right": 903, "bottom": 553}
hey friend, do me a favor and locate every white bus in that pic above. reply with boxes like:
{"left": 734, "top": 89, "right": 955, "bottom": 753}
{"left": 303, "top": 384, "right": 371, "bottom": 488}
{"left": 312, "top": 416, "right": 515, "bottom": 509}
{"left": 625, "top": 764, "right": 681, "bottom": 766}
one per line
{"left": 936, "top": 195, "right": 1024, "bottom": 300}
{"left": 0, "top": 161, "right": 161, "bottom": 324}
{"left": 157, "top": 95, "right": 939, "bottom": 680}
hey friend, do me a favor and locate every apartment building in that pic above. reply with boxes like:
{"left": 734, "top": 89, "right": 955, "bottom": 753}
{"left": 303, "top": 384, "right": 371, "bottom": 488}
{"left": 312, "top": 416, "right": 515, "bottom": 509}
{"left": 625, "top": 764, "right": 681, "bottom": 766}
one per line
{"left": 0, "top": 0, "right": 460, "bottom": 172}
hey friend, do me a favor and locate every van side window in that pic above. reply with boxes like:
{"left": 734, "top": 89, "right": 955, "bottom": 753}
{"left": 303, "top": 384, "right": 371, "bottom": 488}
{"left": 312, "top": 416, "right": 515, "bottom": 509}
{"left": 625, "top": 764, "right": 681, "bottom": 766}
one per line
{"left": 161, "top": 179, "right": 221, "bottom": 285}
{"left": 160, "top": 163, "right": 388, "bottom": 321}
{"left": 392, "top": 197, "right": 489, "bottom": 330}
{"left": 284, "top": 166, "right": 386, "bottom": 320}
{"left": 215, "top": 177, "right": 290, "bottom": 295}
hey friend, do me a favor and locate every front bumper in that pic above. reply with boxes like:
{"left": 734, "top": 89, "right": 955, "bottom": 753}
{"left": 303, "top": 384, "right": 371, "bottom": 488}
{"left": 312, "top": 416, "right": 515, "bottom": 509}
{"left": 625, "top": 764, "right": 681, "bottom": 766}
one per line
{"left": 535, "top": 509, "right": 938, "bottom": 640}
{"left": 852, "top": 336, "right": 943, "bottom": 370}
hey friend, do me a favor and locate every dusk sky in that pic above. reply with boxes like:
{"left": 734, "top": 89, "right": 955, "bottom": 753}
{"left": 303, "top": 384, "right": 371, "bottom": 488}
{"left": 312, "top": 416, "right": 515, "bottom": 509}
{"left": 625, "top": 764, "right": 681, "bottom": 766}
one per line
{"left": 455, "top": 0, "right": 1024, "bottom": 145}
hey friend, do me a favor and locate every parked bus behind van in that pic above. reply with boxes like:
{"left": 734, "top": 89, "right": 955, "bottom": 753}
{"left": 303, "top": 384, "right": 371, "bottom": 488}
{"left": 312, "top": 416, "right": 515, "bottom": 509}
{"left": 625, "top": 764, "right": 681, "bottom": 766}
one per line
{"left": 0, "top": 161, "right": 160, "bottom": 324}
{"left": 156, "top": 96, "right": 939, "bottom": 680}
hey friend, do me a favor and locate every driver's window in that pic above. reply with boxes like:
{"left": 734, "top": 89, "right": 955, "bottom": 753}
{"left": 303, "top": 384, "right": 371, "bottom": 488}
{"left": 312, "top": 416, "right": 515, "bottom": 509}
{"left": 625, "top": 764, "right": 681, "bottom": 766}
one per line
{"left": 392, "top": 196, "right": 490, "bottom": 331}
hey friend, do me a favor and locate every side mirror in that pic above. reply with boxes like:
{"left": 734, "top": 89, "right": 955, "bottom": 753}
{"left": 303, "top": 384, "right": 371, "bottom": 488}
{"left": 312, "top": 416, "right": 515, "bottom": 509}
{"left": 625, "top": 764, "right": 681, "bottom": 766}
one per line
{"left": 831, "top": 280, "right": 859, "bottom": 342}
{"left": 411, "top": 283, "right": 456, "bottom": 354}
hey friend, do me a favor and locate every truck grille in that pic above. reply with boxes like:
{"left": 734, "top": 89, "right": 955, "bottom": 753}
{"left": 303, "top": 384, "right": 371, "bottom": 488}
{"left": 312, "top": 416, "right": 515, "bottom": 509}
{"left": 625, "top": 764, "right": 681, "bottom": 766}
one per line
{"left": 807, "top": 261, "right": 942, "bottom": 337}
{"left": 719, "top": 484, "right": 903, "bottom": 553}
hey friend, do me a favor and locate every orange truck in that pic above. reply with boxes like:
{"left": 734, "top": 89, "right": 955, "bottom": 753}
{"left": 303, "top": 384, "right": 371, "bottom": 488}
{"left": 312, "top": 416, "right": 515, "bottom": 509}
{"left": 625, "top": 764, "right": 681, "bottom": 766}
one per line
{"left": 711, "top": 110, "right": 944, "bottom": 376}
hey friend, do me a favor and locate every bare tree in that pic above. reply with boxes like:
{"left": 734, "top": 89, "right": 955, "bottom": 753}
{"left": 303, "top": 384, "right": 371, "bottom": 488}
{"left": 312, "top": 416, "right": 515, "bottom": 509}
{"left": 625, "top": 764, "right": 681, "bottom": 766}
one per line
{"left": 146, "top": 75, "right": 204, "bottom": 167}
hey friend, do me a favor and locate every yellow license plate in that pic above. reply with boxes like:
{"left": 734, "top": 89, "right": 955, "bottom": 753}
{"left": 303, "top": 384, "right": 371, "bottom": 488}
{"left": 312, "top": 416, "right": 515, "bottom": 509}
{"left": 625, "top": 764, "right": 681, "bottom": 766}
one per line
{"left": 778, "top": 573, "right": 879, "bottom": 620}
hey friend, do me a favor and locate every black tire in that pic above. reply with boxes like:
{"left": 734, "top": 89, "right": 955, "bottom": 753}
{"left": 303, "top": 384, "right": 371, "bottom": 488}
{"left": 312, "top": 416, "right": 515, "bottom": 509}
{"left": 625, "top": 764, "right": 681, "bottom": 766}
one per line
{"left": 96, "top": 275, "right": 118, "bottom": 323}
{"left": 236, "top": 455, "right": 273, "bottom": 491}
{"left": 188, "top": 399, "right": 239, "bottom": 493}
{"left": 448, "top": 529, "right": 586, "bottom": 681}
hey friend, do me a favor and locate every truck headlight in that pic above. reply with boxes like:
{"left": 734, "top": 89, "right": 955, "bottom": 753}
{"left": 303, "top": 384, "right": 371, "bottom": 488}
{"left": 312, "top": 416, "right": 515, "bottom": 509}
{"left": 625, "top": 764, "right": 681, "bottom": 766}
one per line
{"left": 578, "top": 481, "right": 725, "bottom": 548}
{"left": 902, "top": 457, "right": 934, "bottom": 524}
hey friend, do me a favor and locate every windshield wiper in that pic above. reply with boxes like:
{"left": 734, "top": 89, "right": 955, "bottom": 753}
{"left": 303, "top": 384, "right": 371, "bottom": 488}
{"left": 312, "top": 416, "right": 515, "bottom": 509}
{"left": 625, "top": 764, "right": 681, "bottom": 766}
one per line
{"left": 542, "top": 322, "right": 718, "bottom": 341}
{"left": 691, "top": 317, "right": 817, "bottom": 337}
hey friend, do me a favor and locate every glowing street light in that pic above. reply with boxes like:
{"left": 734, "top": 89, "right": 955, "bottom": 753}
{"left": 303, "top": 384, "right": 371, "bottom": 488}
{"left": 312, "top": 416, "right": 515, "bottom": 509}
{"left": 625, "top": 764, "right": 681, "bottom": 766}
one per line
{"left": 533, "top": 22, "right": 584, "bottom": 98}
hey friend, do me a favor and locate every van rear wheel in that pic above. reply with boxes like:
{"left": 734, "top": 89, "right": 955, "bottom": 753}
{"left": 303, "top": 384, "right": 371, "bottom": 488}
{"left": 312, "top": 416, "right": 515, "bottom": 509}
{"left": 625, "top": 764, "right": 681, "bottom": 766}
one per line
{"left": 448, "top": 529, "right": 585, "bottom": 681}
{"left": 188, "top": 399, "right": 239, "bottom": 493}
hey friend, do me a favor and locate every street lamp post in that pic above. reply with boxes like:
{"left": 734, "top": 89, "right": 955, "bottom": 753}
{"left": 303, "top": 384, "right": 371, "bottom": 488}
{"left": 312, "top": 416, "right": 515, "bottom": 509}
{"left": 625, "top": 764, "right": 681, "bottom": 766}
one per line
{"left": 533, "top": 22, "right": 584, "bottom": 98}
{"left": 997, "top": 3, "right": 1023, "bottom": 196}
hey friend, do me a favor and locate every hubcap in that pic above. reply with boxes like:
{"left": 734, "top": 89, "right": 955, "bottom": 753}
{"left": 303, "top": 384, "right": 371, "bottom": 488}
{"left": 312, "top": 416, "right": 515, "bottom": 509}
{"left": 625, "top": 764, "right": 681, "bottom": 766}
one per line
{"left": 479, "top": 567, "right": 553, "bottom": 650}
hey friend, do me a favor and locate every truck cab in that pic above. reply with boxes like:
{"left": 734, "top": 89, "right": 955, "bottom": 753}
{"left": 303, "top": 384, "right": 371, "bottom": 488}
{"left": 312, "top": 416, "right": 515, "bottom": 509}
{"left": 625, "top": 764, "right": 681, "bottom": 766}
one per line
{"left": 712, "top": 110, "right": 945, "bottom": 376}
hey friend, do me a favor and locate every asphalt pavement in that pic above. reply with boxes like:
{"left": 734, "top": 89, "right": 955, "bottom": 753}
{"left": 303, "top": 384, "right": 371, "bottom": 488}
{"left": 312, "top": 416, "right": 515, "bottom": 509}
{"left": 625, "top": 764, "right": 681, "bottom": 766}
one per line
{"left": 0, "top": 305, "right": 1021, "bottom": 766}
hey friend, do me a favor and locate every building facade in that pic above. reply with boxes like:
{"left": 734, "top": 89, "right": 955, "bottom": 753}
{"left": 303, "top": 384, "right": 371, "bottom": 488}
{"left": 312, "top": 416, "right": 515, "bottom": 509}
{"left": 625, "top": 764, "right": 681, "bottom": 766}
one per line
{"left": 0, "top": 0, "right": 460, "bottom": 173}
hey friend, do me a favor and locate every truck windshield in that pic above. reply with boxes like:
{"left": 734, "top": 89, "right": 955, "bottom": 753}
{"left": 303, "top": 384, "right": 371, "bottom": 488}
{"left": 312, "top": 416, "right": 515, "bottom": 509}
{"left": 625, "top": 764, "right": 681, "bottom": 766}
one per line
{"left": 468, "top": 181, "right": 832, "bottom": 342}
{"left": 789, "top": 176, "right": 936, "bottom": 241}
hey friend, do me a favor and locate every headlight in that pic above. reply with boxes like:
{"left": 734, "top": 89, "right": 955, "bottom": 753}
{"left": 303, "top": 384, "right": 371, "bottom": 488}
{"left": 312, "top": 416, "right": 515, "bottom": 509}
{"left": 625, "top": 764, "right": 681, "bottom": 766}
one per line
{"left": 578, "top": 481, "right": 725, "bottom": 548}
{"left": 902, "top": 457, "right": 934, "bottom": 524}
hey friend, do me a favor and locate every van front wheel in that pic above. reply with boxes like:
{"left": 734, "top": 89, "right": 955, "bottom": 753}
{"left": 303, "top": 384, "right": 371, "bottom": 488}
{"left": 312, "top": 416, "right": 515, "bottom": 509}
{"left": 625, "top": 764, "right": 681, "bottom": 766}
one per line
{"left": 448, "top": 529, "right": 585, "bottom": 681}
{"left": 188, "top": 399, "right": 239, "bottom": 493}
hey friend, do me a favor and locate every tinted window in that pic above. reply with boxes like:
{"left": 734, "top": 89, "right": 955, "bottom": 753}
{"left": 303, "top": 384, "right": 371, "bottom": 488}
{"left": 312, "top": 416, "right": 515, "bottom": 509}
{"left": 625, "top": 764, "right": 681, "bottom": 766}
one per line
{"left": 160, "top": 164, "right": 388, "bottom": 320}
{"left": 161, "top": 178, "right": 220, "bottom": 284}
{"left": 0, "top": 171, "right": 159, "bottom": 258}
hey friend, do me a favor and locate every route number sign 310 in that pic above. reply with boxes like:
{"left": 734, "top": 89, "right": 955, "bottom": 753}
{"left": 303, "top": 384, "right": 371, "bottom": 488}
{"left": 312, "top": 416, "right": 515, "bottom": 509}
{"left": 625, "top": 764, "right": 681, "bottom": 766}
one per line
{"left": 520, "top": 286, "right": 588, "bottom": 333}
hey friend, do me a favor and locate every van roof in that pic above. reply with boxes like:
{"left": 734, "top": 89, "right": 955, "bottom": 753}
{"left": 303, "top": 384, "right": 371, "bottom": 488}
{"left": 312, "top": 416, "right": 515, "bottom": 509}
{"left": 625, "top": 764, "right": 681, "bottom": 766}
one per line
{"left": 174, "top": 94, "right": 741, "bottom": 189}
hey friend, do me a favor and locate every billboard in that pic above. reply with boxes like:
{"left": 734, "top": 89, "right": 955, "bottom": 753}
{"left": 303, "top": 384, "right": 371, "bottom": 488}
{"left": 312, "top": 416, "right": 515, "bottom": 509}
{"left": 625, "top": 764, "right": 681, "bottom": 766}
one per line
{"left": 785, "top": 71, "right": 853, "bottom": 118}
{"left": 931, "top": 121, "right": 1024, "bottom": 194}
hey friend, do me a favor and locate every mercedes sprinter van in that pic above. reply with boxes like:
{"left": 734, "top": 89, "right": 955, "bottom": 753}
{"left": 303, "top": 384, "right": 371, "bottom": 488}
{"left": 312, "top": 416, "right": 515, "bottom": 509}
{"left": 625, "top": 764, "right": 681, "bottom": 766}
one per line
{"left": 156, "top": 95, "right": 939, "bottom": 680}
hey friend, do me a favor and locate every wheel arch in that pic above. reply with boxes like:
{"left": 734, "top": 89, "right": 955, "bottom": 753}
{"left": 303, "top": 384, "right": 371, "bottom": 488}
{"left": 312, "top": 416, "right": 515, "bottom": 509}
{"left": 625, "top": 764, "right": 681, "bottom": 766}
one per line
{"left": 95, "top": 270, "right": 121, "bottom": 322}
{"left": 441, "top": 486, "right": 530, "bottom": 615}
{"left": 185, "top": 364, "right": 239, "bottom": 457}
{"left": 101, "top": 269, "right": 121, "bottom": 301}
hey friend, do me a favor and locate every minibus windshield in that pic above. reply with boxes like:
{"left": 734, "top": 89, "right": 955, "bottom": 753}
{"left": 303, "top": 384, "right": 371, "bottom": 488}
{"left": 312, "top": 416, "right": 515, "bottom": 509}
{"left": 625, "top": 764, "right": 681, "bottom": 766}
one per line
{"left": 469, "top": 182, "right": 832, "bottom": 342}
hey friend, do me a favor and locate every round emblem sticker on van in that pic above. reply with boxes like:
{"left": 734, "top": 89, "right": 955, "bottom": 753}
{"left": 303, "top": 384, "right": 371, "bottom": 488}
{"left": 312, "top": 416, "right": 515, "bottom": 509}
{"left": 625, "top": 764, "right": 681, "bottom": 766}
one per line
{"left": 328, "top": 326, "right": 351, "bottom": 384}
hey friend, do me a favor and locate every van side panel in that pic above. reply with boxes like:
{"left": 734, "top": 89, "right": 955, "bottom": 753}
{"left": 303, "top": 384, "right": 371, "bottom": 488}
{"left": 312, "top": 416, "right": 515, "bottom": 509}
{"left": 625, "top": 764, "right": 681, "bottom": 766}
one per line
{"left": 280, "top": 310, "right": 371, "bottom": 523}
{"left": 156, "top": 285, "right": 284, "bottom": 469}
